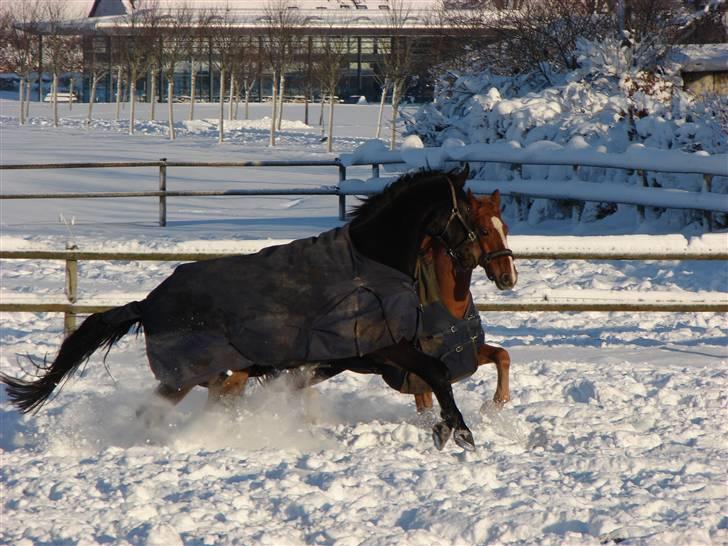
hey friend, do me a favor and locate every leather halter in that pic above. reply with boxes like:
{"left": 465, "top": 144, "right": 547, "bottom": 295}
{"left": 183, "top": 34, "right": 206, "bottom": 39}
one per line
{"left": 429, "top": 180, "right": 478, "bottom": 270}
{"left": 431, "top": 179, "right": 514, "bottom": 277}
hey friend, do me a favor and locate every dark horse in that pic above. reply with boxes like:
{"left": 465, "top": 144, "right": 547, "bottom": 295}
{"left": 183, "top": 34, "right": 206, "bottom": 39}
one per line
{"left": 251, "top": 192, "right": 515, "bottom": 413}
{"left": 1, "top": 168, "right": 516, "bottom": 451}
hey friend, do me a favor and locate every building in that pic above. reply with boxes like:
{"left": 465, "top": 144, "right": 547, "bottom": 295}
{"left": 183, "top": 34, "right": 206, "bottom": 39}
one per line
{"left": 55, "top": 0, "right": 498, "bottom": 103}
{"left": 675, "top": 44, "right": 728, "bottom": 97}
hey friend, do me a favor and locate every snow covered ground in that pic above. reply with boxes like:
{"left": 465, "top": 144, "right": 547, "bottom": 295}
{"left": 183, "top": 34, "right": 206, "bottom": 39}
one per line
{"left": 1, "top": 100, "right": 727, "bottom": 546}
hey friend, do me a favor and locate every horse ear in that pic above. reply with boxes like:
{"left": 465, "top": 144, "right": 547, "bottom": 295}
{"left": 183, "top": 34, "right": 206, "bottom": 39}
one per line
{"left": 491, "top": 189, "right": 501, "bottom": 207}
{"left": 450, "top": 163, "right": 470, "bottom": 189}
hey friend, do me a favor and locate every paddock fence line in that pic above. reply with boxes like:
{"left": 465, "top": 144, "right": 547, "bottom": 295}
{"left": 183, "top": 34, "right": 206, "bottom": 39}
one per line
{"left": 2, "top": 145, "right": 727, "bottom": 226}
{"left": 0, "top": 159, "right": 350, "bottom": 224}
{"left": 2, "top": 241, "right": 726, "bottom": 335}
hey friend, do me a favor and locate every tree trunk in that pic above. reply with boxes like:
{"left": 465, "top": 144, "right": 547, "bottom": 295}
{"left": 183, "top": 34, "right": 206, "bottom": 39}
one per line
{"left": 52, "top": 72, "right": 59, "bottom": 128}
{"left": 150, "top": 68, "right": 156, "bottom": 121}
{"left": 19, "top": 76, "right": 26, "bottom": 125}
{"left": 25, "top": 79, "right": 31, "bottom": 119}
{"left": 327, "top": 94, "right": 335, "bottom": 153}
{"left": 189, "top": 61, "right": 196, "bottom": 121}
{"left": 390, "top": 81, "right": 402, "bottom": 150}
{"left": 168, "top": 78, "right": 175, "bottom": 140}
{"left": 69, "top": 77, "right": 74, "bottom": 111}
{"left": 319, "top": 94, "right": 325, "bottom": 127}
{"left": 244, "top": 78, "right": 251, "bottom": 120}
{"left": 129, "top": 73, "right": 137, "bottom": 135}
{"left": 87, "top": 75, "right": 98, "bottom": 126}
{"left": 115, "top": 67, "right": 122, "bottom": 121}
{"left": 304, "top": 93, "right": 309, "bottom": 125}
{"left": 277, "top": 73, "right": 285, "bottom": 131}
{"left": 269, "top": 70, "right": 278, "bottom": 147}
{"left": 218, "top": 68, "right": 225, "bottom": 143}
{"left": 228, "top": 74, "right": 235, "bottom": 121}
{"left": 376, "top": 79, "right": 388, "bottom": 139}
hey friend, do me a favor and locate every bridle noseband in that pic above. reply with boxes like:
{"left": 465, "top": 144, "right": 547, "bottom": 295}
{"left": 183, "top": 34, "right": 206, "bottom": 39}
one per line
{"left": 431, "top": 180, "right": 513, "bottom": 278}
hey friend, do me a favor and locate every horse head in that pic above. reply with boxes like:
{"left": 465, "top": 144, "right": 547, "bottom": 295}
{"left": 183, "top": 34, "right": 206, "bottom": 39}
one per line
{"left": 467, "top": 189, "right": 518, "bottom": 290}
{"left": 429, "top": 167, "right": 517, "bottom": 291}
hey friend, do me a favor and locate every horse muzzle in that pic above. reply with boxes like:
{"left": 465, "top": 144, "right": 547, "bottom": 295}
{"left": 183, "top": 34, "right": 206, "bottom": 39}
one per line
{"left": 480, "top": 249, "right": 517, "bottom": 290}
{"left": 494, "top": 269, "right": 518, "bottom": 290}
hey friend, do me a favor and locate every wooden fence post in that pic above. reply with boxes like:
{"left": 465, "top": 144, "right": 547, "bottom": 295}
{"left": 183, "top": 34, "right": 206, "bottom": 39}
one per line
{"left": 512, "top": 163, "right": 526, "bottom": 222}
{"left": 571, "top": 165, "right": 581, "bottom": 224}
{"left": 636, "top": 169, "right": 648, "bottom": 223}
{"left": 159, "top": 158, "right": 167, "bottom": 227}
{"left": 64, "top": 245, "right": 78, "bottom": 336}
{"left": 703, "top": 174, "right": 714, "bottom": 231}
{"left": 338, "top": 162, "right": 347, "bottom": 221}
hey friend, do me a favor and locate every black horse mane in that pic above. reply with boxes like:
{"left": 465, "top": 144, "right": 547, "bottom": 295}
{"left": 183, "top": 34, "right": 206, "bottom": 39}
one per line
{"left": 349, "top": 169, "right": 461, "bottom": 226}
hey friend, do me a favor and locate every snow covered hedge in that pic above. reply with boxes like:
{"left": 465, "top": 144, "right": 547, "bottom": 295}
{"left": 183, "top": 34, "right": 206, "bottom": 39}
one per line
{"left": 405, "top": 38, "right": 727, "bottom": 231}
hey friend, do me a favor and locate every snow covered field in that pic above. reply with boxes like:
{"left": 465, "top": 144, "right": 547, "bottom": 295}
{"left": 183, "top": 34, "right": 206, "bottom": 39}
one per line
{"left": 1, "top": 100, "right": 727, "bottom": 545}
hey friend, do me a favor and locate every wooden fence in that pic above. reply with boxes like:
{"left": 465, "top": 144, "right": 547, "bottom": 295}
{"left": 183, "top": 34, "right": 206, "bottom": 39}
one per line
{"left": 1, "top": 153, "right": 727, "bottom": 226}
{"left": 2, "top": 245, "right": 726, "bottom": 336}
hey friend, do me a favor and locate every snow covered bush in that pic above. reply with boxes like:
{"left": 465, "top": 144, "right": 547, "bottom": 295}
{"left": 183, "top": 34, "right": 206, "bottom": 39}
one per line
{"left": 405, "top": 38, "right": 727, "bottom": 231}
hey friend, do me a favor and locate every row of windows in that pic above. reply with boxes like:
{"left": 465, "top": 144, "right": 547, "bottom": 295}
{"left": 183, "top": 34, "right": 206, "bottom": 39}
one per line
{"left": 90, "top": 36, "right": 395, "bottom": 55}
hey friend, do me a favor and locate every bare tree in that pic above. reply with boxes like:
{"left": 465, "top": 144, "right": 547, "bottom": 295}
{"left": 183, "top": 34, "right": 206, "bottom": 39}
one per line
{"left": 301, "top": 35, "right": 315, "bottom": 125}
{"left": 157, "top": 3, "right": 194, "bottom": 140}
{"left": 84, "top": 35, "right": 109, "bottom": 126}
{"left": 41, "top": 0, "right": 81, "bottom": 128}
{"left": 262, "top": 0, "right": 303, "bottom": 146}
{"left": 312, "top": 33, "right": 350, "bottom": 152}
{"left": 381, "top": 0, "right": 418, "bottom": 149}
{"left": 231, "top": 35, "right": 259, "bottom": 120}
{"left": 187, "top": 9, "right": 213, "bottom": 121}
{"left": 115, "top": 0, "right": 159, "bottom": 135}
{"left": 0, "top": 1, "right": 42, "bottom": 125}
{"left": 65, "top": 34, "right": 83, "bottom": 112}
{"left": 109, "top": 35, "right": 126, "bottom": 121}
{"left": 443, "top": 0, "right": 689, "bottom": 79}
{"left": 209, "top": 7, "right": 240, "bottom": 143}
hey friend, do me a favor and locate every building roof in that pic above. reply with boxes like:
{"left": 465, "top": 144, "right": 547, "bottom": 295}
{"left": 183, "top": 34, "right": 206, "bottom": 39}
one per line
{"left": 89, "top": 0, "right": 446, "bottom": 18}
{"left": 673, "top": 44, "right": 728, "bottom": 73}
{"left": 82, "top": 0, "right": 496, "bottom": 34}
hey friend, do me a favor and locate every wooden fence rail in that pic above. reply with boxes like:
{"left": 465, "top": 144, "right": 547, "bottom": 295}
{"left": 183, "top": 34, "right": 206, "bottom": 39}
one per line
{"left": 2, "top": 247, "right": 726, "bottom": 336}
{"left": 2, "top": 156, "right": 726, "bottom": 227}
{"left": 0, "top": 159, "right": 352, "bottom": 224}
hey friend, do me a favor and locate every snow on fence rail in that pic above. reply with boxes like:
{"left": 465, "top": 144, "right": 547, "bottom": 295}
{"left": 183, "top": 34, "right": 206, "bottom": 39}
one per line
{"left": 341, "top": 140, "right": 728, "bottom": 229}
{"left": 2, "top": 234, "right": 726, "bottom": 334}
{"left": 341, "top": 139, "right": 728, "bottom": 177}
{"left": 1, "top": 141, "right": 727, "bottom": 226}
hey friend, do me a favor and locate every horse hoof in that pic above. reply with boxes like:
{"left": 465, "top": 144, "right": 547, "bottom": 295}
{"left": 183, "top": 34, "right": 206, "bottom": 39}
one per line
{"left": 453, "top": 428, "right": 476, "bottom": 451}
{"left": 432, "top": 421, "right": 452, "bottom": 450}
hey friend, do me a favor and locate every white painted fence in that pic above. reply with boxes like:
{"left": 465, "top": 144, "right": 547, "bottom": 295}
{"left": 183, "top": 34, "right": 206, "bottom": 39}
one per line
{"left": 340, "top": 141, "right": 728, "bottom": 222}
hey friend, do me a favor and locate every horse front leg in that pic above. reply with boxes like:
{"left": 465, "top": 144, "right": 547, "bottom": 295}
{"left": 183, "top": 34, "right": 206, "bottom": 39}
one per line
{"left": 375, "top": 341, "right": 475, "bottom": 451}
{"left": 478, "top": 345, "right": 511, "bottom": 406}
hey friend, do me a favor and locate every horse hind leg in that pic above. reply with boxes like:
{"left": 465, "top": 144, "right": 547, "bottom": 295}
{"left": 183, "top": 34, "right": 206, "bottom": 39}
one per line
{"left": 414, "top": 391, "right": 434, "bottom": 413}
{"left": 136, "top": 383, "right": 192, "bottom": 430}
{"left": 205, "top": 369, "right": 249, "bottom": 411}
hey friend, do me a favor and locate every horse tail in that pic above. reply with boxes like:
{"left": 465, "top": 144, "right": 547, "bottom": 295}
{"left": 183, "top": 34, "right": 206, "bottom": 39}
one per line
{"left": 0, "top": 301, "right": 143, "bottom": 414}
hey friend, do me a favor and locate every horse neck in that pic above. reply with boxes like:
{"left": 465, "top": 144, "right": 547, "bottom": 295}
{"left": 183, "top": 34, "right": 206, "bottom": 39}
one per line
{"left": 433, "top": 244, "right": 473, "bottom": 319}
{"left": 350, "top": 199, "right": 437, "bottom": 277}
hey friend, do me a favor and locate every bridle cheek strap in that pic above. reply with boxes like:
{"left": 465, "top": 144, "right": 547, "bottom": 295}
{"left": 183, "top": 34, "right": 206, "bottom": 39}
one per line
{"left": 436, "top": 180, "right": 479, "bottom": 270}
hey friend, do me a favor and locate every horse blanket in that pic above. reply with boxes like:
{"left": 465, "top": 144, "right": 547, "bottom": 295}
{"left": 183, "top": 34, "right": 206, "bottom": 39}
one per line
{"left": 380, "top": 257, "right": 483, "bottom": 394}
{"left": 139, "top": 226, "right": 421, "bottom": 389}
